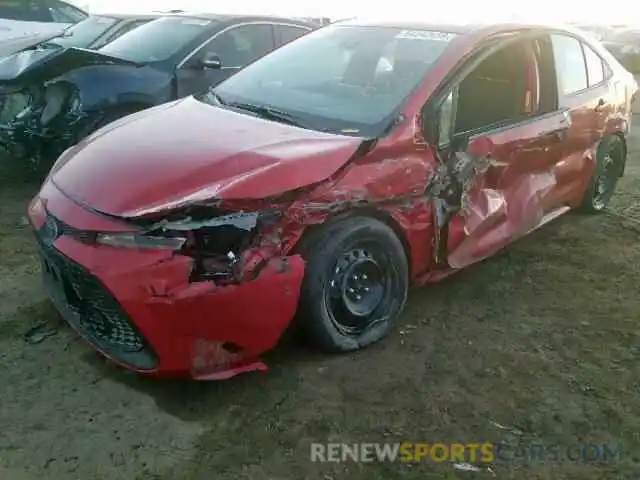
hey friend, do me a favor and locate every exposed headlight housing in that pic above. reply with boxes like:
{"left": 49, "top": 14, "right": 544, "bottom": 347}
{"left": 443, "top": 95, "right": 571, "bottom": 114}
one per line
{"left": 0, "top": 88, "right": 31, "bottom": 123}
{"left": 95, "top": 231, "right": 186, "bottom": 250}
{"left": 41, "top": 81, "right": 79, "bottom": 125}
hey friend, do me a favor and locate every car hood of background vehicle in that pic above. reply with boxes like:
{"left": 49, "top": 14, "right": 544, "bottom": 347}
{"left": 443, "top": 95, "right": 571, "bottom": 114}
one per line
{"left": 0, "top": 46, "right": 138, "bottom": 84}
{"left": 0, "top": 31, "right": 58, "bottom": 58}
{"left": 51, "top": 96, "right": 365, "bottom": 218}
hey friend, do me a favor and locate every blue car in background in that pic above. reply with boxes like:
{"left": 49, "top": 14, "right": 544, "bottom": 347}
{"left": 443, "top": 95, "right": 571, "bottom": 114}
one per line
{"left": 0, "top": 13, "right": 316, "bottom": 168}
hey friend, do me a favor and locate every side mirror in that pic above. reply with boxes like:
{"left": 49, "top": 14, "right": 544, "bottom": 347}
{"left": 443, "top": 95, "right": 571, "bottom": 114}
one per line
{"left": 201, "top": 53, "right": 222, "bottom": 69}
{"left": 422, "top": 90, "right": 456, "bottom": 147}
{"left": 436, "top": 90, "right": 455, "bottom": 148}
{"left": 466, "top": 136, "right": 494, "bottom": 158}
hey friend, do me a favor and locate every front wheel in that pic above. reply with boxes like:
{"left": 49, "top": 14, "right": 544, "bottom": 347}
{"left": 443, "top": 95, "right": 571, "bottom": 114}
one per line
{"left": 296, "top": 216, "right": 409, "bottom": 352}
{"left": 579, "top": 135, "right": 624, "bottom": 213}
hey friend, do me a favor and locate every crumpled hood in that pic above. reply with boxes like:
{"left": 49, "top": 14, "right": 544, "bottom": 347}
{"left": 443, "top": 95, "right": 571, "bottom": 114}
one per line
{"left": 51, "top": 96, "right": 365, "bottom": 218}
{"left": 0, "top": 46, "right": 138, "bottom": 84}
{"left": 0, "top": 31, "right": 58, "bottom": 58}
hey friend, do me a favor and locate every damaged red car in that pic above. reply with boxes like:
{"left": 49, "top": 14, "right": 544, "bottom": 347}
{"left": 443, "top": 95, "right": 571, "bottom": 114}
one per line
{"left": 28, "top": 20, "right": 638, "bottom": 380}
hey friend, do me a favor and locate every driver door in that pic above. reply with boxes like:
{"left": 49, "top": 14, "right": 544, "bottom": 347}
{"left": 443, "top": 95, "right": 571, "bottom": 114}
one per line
{"left": 431, "top": 35, "right": 570, "bottom": 269}
{"left": 176, "top": 23, "right": 275, "bottom": 97}
{"left": 442, "top": 112, "right": 570, "bottom": 269}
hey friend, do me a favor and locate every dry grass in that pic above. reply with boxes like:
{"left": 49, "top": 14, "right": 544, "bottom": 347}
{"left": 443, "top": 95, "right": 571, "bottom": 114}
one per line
{"left": 0, "top": 126, "right": 639, "bottom": 480}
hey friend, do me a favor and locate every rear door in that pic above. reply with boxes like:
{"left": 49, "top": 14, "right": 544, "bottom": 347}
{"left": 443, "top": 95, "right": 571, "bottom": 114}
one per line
{"left": 547, "top": 33, "right": 613, "bottom": 206}
{"left": 176, "top": 23, "right": 275, "bottom": 97}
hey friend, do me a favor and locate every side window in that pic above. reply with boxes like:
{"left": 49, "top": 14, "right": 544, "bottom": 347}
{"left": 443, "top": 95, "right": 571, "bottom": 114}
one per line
{"left": 582, "top": 43, "right": 605, "bottom": 86}
{"left": 453, "top": 39, "right": 546, "bottom": 134}
{"left": 48, "top": 0, "right": 86, "bottom": 23}
{"left": 275, "top": 25, "right": 310, "bottom": 46}
{"left": 199, "top": 24, "right": 274, "bottom": 69}
{"left": 550, "top": 34, "right": 588, "bottom": 95}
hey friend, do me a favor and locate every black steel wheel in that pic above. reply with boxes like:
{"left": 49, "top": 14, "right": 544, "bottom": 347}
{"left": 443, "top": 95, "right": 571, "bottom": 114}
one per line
{"left": 296, "top": 216, "right": 408, "bottom": 352}
{"left": 580, "top": 135, "right": 624, "bottom": 213}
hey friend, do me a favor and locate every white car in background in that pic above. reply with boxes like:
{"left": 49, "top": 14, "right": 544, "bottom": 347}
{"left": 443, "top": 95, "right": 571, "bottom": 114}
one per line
{"left": 0, "top": 0, "right": 87, "bottom": 42}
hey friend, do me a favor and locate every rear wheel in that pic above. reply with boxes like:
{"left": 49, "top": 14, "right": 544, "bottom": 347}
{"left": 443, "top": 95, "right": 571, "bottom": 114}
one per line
{"left": 296, "top": 216, "right": 409, "bottom": 352}
{"left": 579, "top": 135, "right": 624, "bottom": 213}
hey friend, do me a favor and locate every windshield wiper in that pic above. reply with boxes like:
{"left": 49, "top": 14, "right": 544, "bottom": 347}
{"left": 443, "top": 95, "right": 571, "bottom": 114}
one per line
{"left": 204, "top": 90, "right": 226, "bottom": 105}
{"left": 226, "top": 101, "right": 307, "bottom": 128}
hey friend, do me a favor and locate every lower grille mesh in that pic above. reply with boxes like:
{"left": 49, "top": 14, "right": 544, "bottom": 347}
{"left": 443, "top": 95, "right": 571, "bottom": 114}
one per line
{"left": 36, "top": 221, "right": 157, "bottom": 370}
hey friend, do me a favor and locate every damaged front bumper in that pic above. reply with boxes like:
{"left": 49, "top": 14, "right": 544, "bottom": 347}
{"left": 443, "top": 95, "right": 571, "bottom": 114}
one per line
{"left": 28, "top": 183, "right": 305, "bottom": 380}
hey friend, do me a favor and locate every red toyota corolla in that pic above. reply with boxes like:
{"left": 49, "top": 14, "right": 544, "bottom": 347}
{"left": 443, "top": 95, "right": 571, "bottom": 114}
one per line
{"left": 28, "top": 20, "right": 638, "bottom": 379}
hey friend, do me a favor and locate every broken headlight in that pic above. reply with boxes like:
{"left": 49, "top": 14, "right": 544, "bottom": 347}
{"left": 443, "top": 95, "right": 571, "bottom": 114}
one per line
{"left": 153, "top": 211, "right": 276, "bottom": 282}
{"left": 95, "top": 211, "right": 278, "bottom": 282}
{"left": 41, "top": 82, "right": 79, "bottom": 125}
{"left": 0, "top": 88, "right": 31, "bottom": 123}
{"left": 177, "top": 212, "right": 261, "bottom": 282}
{"left": 95, "top": 231, "right": 186, "bottom": 250}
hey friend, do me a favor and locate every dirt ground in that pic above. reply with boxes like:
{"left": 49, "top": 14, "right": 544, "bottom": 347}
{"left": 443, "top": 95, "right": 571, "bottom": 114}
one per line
{"left": 1, "top": 126, "right": 640, "bottom": 480}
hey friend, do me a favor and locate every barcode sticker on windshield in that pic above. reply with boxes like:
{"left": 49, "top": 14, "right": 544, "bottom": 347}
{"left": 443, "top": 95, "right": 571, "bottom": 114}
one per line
{"left": 395, "top": 30, "right": 457, "bottom": 42}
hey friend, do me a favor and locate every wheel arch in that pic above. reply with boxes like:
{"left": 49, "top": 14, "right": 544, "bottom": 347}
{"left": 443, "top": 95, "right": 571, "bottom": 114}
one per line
{"left": 613, "top": 131, "right": 627, "bottom": 176}
{"left": 294, "top": 206, "right": 413, "bottom": 277}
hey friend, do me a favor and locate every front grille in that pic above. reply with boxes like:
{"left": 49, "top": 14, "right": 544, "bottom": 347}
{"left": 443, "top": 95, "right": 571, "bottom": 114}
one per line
{"left": 36, "top": 217, "right": 157, "bottom": 370}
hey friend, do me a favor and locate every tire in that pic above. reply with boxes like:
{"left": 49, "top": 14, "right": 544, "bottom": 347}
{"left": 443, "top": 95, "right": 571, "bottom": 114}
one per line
{"left": 579, "top": 135, "right": 624, "bottom": 214}
{"left": 296, "top": 216, "right": 409, "bottom": 352}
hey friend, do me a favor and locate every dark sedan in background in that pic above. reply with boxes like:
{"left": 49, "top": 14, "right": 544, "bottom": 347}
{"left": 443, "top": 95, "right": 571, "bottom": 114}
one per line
{"left": 0, "top": 13, "right": 315, "bottom": 165}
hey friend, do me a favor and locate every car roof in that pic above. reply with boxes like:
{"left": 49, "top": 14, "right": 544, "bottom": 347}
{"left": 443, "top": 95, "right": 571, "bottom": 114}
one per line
{"left": 172, "top": 12, "right": 316, "bottom": 26}
{"left": 336, "top": 19, "right": 476, "bottom": 34}
{"left": 92, "top": 12, "right": 314, "bottom": 24}
{"left": 94, "top": 13, "right": 165, "bottom": 21}
{"left": 334, "top": 19, "right": 592, "bottom": 38}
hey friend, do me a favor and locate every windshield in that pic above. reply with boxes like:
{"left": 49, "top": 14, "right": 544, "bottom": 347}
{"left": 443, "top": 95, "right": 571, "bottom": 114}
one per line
{"left": 209, "top": 25, "right": 457, "bottom": 137}
{"left": 48, "top": 16, "right": 116, "bottom": 48}
{"left": 99, "top": 16, "right": 214, "bottom": 63}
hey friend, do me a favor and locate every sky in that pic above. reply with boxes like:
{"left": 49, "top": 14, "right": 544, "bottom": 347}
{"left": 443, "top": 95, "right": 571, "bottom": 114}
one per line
{"left": 70, "top": 0, "right": 638, "bottom": 26}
